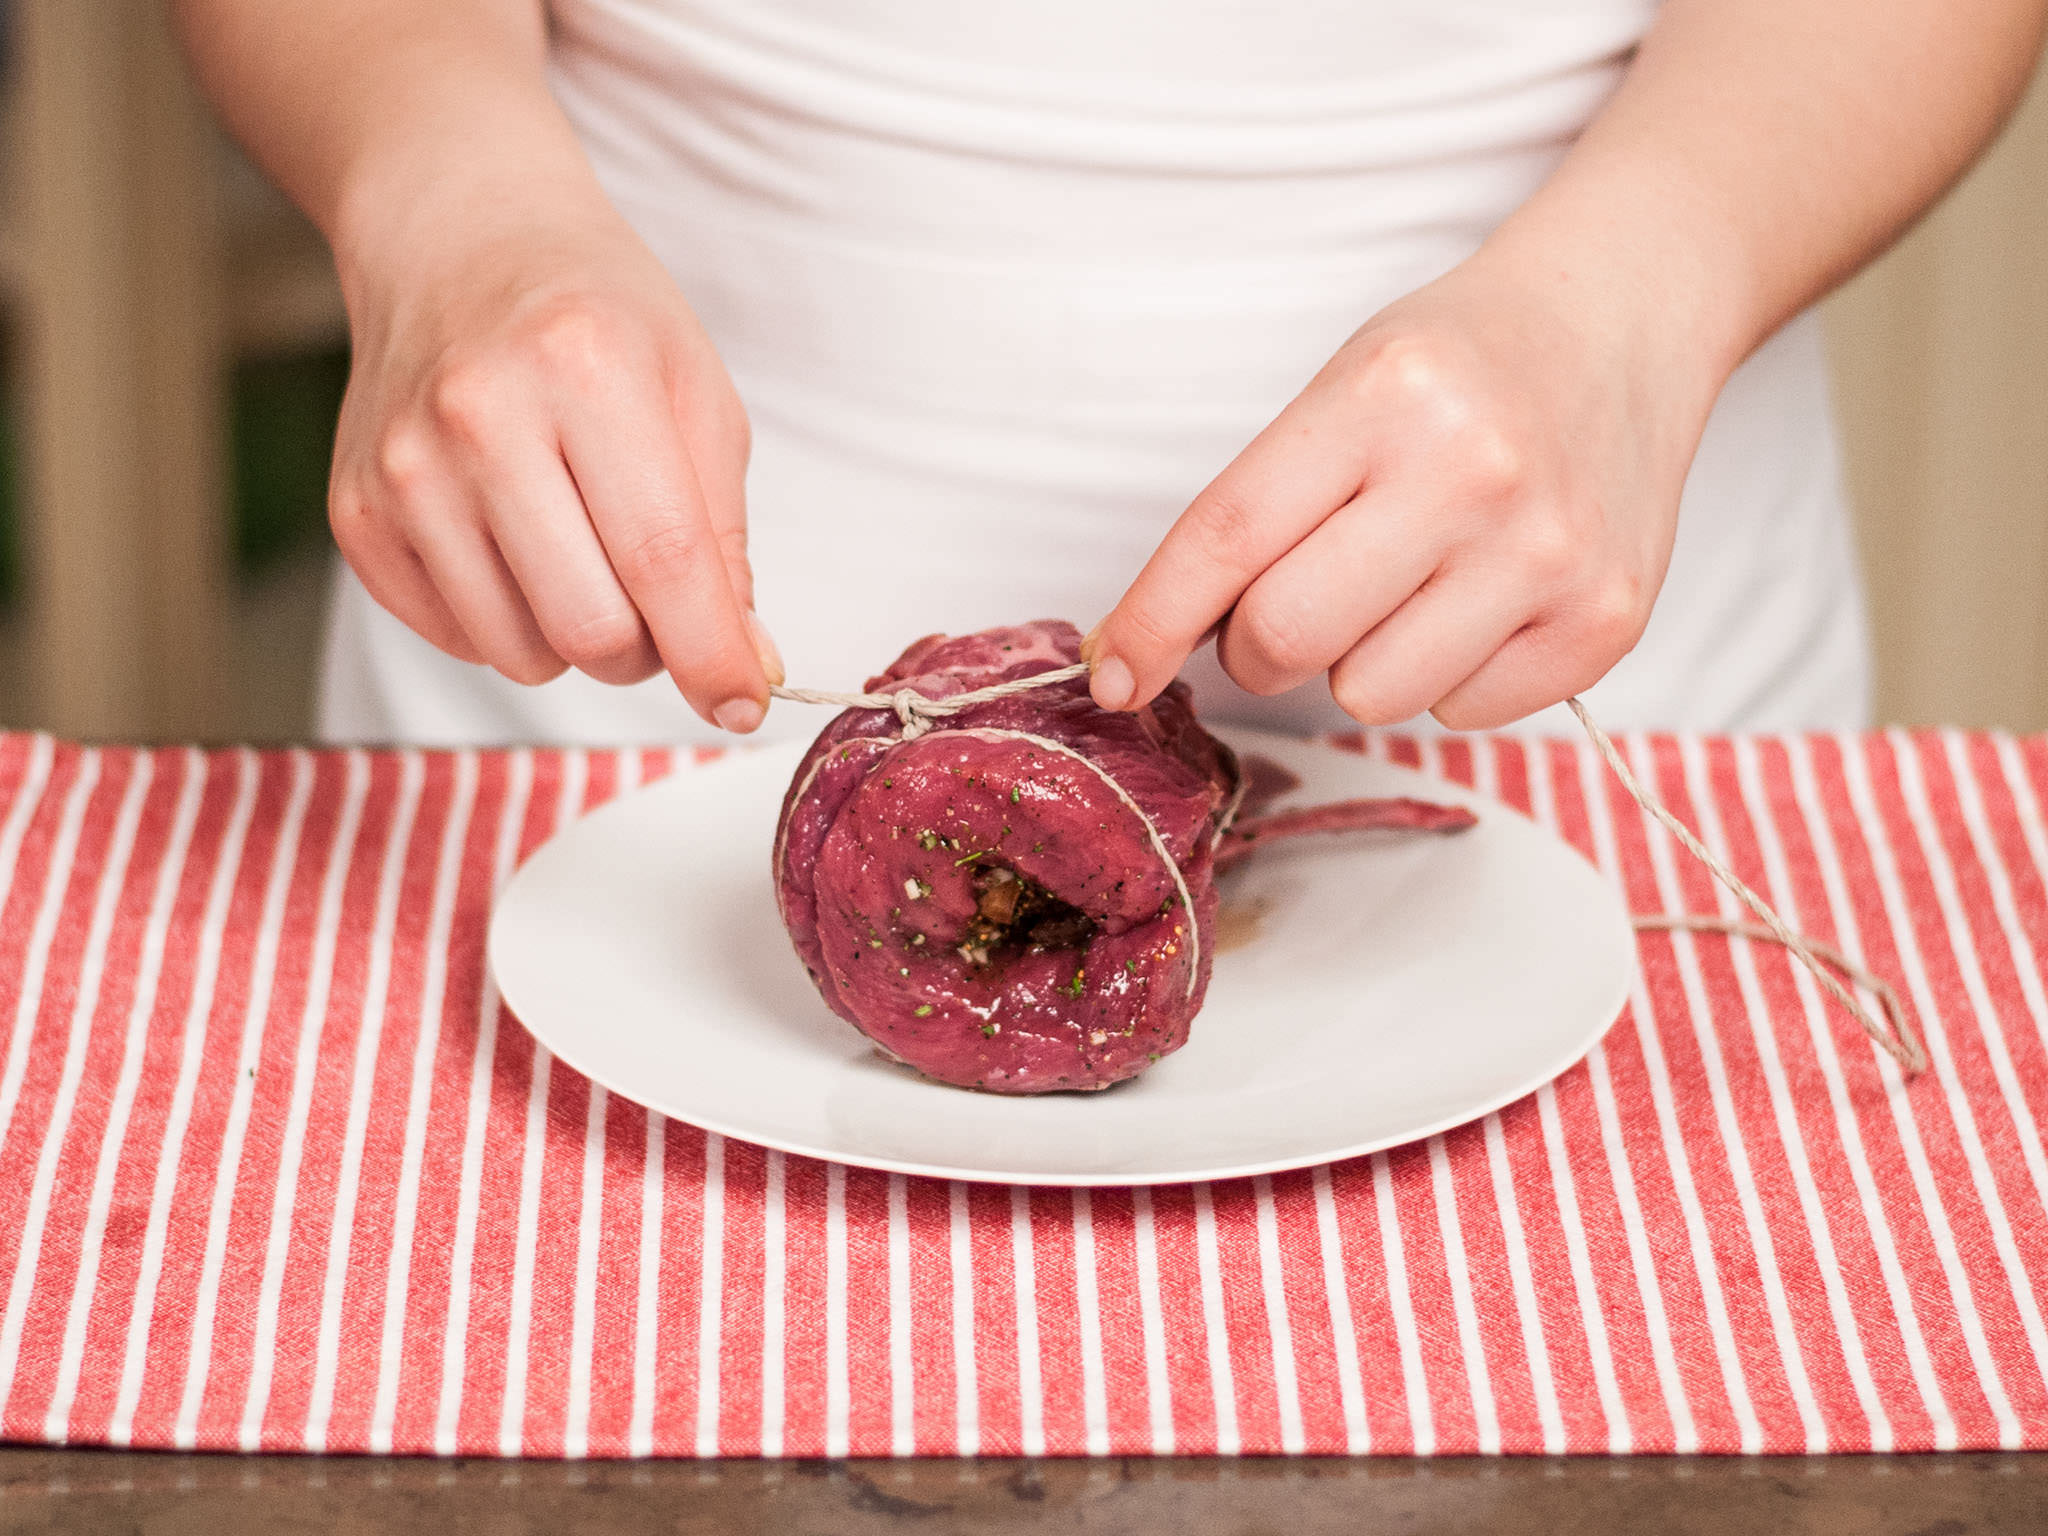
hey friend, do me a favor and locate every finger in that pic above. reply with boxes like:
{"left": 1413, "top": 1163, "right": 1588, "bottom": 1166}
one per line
{"left": 1217, "top": 489, "right": 1447, "bottom": 697}
{"left": 1085, "top": 389, "right": 1373, "bottom": 711}
{"left": 331, "top": 487, "right": 487, "bottom": 667}
{"left": 464, "top": 427, "right": 664, "bottom": 687}
{"left": 402, "top": 492, "right": 569, "bottom": 687}
{"left": 1325, "top": 568, "right": 1532, "bottom": 728}
{"left": 669, "top": 366, "right": 756, "bottom": 614}
{"left": 556, "top": 371, "right": 768, "bottom": 731}
{"left": 671, "top": 373, "right": 782, "bottom": 684}
{"left": 1430, "top": 587, "right": 1646, "bottom": 730}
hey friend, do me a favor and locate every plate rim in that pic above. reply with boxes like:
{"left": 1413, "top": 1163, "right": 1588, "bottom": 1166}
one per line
{"left": 488, "top": 728, "right": 1634, "bottom": 1186}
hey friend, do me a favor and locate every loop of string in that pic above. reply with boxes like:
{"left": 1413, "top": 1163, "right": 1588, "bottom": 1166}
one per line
{"left": 1628, "top": 914, "right": 1914, "bottom": 1066}
{"left": 770, "top": 665, "right": 1926, "bottom": 1077}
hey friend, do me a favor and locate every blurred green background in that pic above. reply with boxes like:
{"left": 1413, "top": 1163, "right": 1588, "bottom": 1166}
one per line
{"left": 224, "top": 348, "right": 349, "bottom": 576}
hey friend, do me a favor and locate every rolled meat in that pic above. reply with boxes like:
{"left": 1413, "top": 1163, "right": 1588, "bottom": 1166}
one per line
{"left": 772, "top": 620, "right": 1473, "bottom": 1094}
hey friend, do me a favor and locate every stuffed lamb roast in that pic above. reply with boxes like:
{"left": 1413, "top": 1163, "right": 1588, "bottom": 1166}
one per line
{"left": 772, "top": 620, "right": 1473, "bottom": 1094}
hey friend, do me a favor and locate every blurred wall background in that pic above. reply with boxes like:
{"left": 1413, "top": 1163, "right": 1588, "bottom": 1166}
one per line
{"left": 0, "top": 2, "right": 343, "bottom": 744}
{"left": 0, "top": 3, "right": 2040, "bottom": 744}
{"left": 1827, "top": 63, "right": 2048, "bottom": 733}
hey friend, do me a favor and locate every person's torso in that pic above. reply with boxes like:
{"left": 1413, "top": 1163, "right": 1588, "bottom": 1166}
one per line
{"left": 546, "top": 0, "right": 1658, "bottom": 434}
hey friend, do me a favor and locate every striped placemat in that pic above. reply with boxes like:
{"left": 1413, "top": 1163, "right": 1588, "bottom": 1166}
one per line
{"left": 0, "top": 729, "right": 2040, "bottom": 1457}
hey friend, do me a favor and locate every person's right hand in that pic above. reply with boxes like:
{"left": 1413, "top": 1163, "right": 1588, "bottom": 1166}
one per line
{"left": 328, "top": 199, "right": 780, "bottom": 732}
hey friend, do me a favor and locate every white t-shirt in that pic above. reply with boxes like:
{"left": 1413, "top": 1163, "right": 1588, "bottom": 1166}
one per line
{"left": 318, "top": 0, "right": 1870, "bottom": 745}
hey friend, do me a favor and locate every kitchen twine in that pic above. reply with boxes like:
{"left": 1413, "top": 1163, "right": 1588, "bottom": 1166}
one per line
{"left": 770, "top": 664, "right": 1928, "bottom": 1077}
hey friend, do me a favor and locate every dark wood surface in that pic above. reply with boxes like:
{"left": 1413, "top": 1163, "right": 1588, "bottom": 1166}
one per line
{"left": 0, "top": 1448, "right": 2042, "bottom": 1534}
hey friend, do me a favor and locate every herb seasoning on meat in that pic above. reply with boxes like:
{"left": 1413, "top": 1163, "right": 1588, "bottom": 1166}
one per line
{"left": 770, "top": 620, "right": 1473, "bottom": 1095}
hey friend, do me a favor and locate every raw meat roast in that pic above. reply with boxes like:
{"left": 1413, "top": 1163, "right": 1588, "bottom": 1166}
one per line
{"left": 772, "top": 621, "right": 1473, "bottom": 1094}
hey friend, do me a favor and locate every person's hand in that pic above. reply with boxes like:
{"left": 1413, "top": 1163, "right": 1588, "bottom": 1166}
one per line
{"left": 329, "top": 196, "right": 779, "bottom": 731}
{"left": 1082, "top": 253, "right": 1724, "bottom": 730}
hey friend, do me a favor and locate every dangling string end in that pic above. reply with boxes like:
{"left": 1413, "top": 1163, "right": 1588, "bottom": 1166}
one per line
{"left": 1567, "top": 696, "right": 1928, "bottom": 1078}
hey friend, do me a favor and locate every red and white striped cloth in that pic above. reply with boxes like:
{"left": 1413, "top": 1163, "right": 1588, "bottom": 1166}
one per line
{"left": 0, "top": 728, "right": 2041, "bottom": 1458}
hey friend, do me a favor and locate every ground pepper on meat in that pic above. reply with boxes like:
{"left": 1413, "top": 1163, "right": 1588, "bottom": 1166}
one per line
{"left": 771, "top": 619, "right": 1473, "bottom": 1095}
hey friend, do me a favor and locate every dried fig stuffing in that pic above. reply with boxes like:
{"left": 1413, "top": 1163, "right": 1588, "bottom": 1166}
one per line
{"left": 960, "top": 865, "right": 1099, "bottom": 967}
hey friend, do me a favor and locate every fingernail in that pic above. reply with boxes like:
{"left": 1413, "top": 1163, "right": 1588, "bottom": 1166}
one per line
{"left": 746, "top": 609, "right": 785, "bottom": 686}
{"left": 1090, "top": 655, "right": 1135, "bottom": 711}
{"left": 1079, "top": 624, "right": 1103, "bottom": 664}
{"left": 713, "top": 696, "right": 765, "bottom": 734}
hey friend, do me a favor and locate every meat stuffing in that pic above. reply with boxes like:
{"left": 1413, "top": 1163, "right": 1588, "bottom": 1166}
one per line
{"left": 771, "top": 620, "right": 1475, "bottom": 1094}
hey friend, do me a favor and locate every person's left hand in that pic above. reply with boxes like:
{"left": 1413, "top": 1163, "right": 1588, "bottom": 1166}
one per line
{"left": 1081, "top": 253, "right": 1725, "bottom": 730}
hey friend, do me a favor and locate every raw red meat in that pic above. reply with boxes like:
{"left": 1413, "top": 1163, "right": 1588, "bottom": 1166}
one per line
{"left": 772, "top": 620, "right": 1473, "bottom": 1094}
{"left": 1216, "top": 797, "right": 1477, "bottom": 872}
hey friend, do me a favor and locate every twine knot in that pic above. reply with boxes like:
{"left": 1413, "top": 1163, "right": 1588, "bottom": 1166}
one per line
{"left": 890, "top": 688, "right": 937, "bottom": 739}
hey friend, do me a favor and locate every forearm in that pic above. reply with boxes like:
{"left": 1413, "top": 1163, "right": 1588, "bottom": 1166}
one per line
{"left": 169, "top": 0, "right": 614, "bottom": 295}
{"left": 1476, "top": 0, "right": 2048, "bottom": 385}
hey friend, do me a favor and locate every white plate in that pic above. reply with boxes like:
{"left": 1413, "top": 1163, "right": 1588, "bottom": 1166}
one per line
{"left": 489, "top": 729, "right": 1634, "bottom": 1186}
